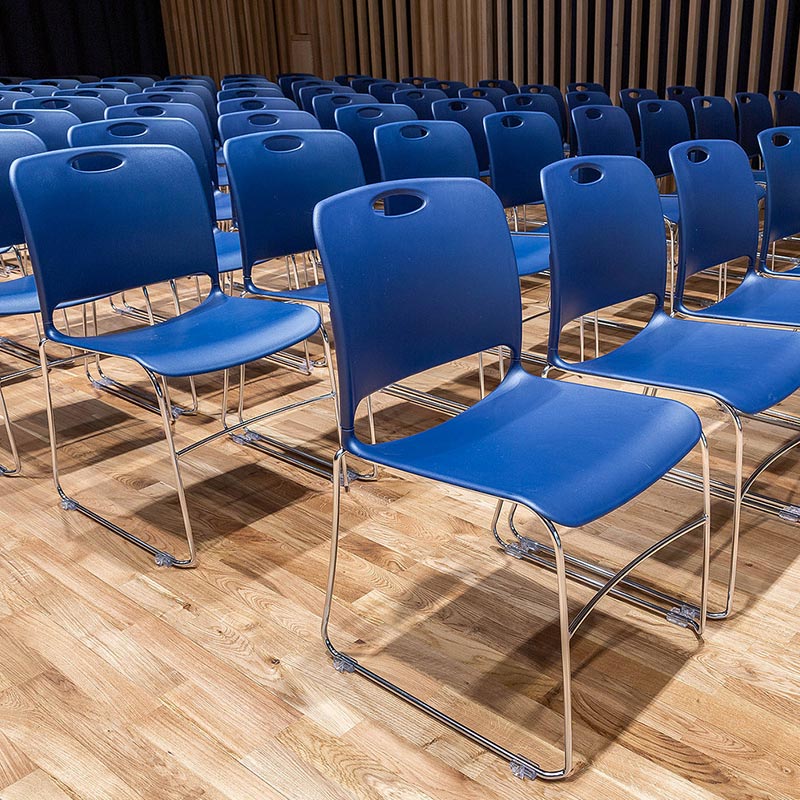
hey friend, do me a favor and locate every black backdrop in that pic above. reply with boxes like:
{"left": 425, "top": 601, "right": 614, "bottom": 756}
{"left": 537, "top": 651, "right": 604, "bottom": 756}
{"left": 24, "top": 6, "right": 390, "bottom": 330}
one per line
{"left": 0, "top": 0, "right": 169, "bottom": 79}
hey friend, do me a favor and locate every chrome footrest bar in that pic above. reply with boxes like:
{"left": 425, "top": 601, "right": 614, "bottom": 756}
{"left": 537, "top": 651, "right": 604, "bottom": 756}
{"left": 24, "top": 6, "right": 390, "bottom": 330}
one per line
{"left": 382, "top": 383, "right": 470, "bottom": 416}
{"left": 0, "top": 336, "right": 41, "bottom": 365}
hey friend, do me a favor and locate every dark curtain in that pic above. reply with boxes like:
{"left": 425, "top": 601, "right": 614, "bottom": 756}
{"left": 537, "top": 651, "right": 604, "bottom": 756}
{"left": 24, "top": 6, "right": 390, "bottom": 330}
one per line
{"left": 0, "top": 0, "right": 169, "bottom": 79}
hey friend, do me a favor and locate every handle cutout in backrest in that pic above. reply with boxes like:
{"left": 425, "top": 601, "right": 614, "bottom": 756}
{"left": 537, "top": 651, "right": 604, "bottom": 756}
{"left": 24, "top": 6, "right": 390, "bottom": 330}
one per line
{"left": 332, "top": 96, "right": 351, "bottom": 105}
{"left": 686, "top": 146, "right": 709, "bottom": 163}
{"left": 357, "top": 106, "right": 382, "bottom": 118}
{"left": 70, "top": 152, "right": 125, "bottom": 172}
{"left": 241, "top": 99, "right": 265, "bottom": 109}
{"left": 513, "top": 96, "right": 532, "bottom": 106}
{"left": 263, "top": 134, "right": 303, "bottom": 152}
{"left": 407, "top": 91, "right": 422, "bottom": 99}
{"left": 771, "top": 131, "right": 791, "bottom": 147}
{"left": 449, "top": 101, "right": 467, "bottom": 111}
{"left": 569, "top": 163, "right": 603, "bottom": 184}
{"left": 147, "top": 94, "right": 171, "bottom": 102}
{"left": 576, "top": 93, "right": 590, "bottom": 102}
{"left": 371, "top": 188, "right": 426, "bottom": 216}
{"left": 585, "top": 107, "right": 603, "bottom": 119}
{"left": 400, "top": 125, "right": 429, "bottom": 139}
{"left": 470, "top": 90, "right": 482, "bottom": 97}
{"left": 248, "top": 113, "right": 279, "bottom": 126}
{"left": 629, "top": 90, "right": 640, "bottom": 99}
{"left": 646, "top": 102, "right": 661, "bottom": 113}
{"left": 700, "top": 99, "right": 712, "bottom": 108}
{"left": 741, "top": 95, "right": 751, "bottom": 103}
{"left": 134, "top": 105, "right": 166, "bottom": 116}
{"left": 501, "top": 114, "right": 524, "bottom": 128}
{"left": 108, "top": 122, "right": 148, "bottom": 137}
{"left": 0, "top": 113, "right": 33, "bottom": 126}
{"left": 42, "top": 98, "right": 68, "bottom": 109}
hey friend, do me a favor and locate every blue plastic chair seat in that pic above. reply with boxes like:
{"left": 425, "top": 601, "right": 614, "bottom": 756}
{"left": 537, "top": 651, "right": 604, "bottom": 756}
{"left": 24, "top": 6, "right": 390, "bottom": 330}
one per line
{"left": 214, "top": 229, "right": 242, "bottom": 273}
{"left": 214, "top": 190, "right": 233, "bottom": 220}
{"left": 48, "top": 291, "right": 321, "bottom": 378}
{"left": 346, "top": 366, "right": 700, "bottom": 529}
{"left": 753, "top": 169, "right": 766, "bottom": 184}
{"left": 659, "top": 194, "right": 679, "bottom": 224}
{"left": 569, "top": 311, "right": 800, "bottom": 415}
{"left": 511, "top": 233, "right": 550, "bottom": 276}
{"left": 0, "top": 274, "right": 39, "bottom": 316}
{"left": 253, "top": 281, "right": 330, "bottom": 304}
{"left": 690, "top": 270, "right": 800, "bottom": 327}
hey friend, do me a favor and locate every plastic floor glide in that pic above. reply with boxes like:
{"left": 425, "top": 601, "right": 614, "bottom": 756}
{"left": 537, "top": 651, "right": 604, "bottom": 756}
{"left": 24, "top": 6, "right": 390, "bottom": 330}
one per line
{"left": 313, "top": 176, "right": 712, "bottom": 780}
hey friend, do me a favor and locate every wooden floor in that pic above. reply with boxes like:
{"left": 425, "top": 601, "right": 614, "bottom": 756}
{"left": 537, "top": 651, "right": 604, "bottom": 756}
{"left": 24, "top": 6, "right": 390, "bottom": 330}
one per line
{"left": 0, "top": 266, "right": 798, "bottom": 800}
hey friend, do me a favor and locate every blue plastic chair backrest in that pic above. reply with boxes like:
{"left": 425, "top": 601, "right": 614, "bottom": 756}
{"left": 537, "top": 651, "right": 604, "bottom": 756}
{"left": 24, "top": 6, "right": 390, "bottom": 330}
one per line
{"left": 774, "top": 90, "right": 800, "bottom": 126}
{"left": 0, "top": 130, "right": 46, "bottom": 248}
{"left": 143, "top": 86, "right": 214, "bottom": 123}
{"left": 666, "top": 85, "right": 700, "bottom": 104}
{"left": 217, "top": 97, "right": 298, "bottom": 115}
{"left": 218, "top": 109, "right": 320, "bottom": 142}
{"left": 13, "top": 95, "right": 106, "bottom": 123}
{"left": 368, "top": 81, "right": 406, "bottom": 104}
{"left": 670, "top": 140, "right": 759, "bottom": 299}
{"left": 225, "top": 129, "right": 365, "bottom": 275}
{"left": 154, "top": 81, "right": 216, "bottom": 121}
{"left": 571, "top": 104, "right": 636, "bottom": 156}
{"left": 401, "top": 76, "right": 437, "bottom": 87}
{"left": 479, "top": 79, "right": 518, "bottom": 95}
{"left": 424, "top": 80, "right": 468, "bottom": 98}
{"left": 521, "top": 84, "right": 569, "bottom": 135}
{"left": 23, "top": 78, "right": 80, "bottom": 89}
{"left": 458, "top": 86, "right": 507, "bottom": 111}
{"left": 312, "top": 92, "right": 374, "bottom": 129}
{"left": 134, "top": 90, "right": 212, "bottom": 135}
{"left": 106, "top": 102, "right": 216, "bottom": 186}
{"left": 11, "top": 145, "right": 218, "bottom": 329}
{"left": 485, "top": 111, "right": 564, "bottom": 207}
{"left": 0, "top": 109, "right": 80, "bottom": 150}
{"left": 334, "top": 103, "right": 417, "bottom": 183}
{"left": 217, "top": 87, "right": 284, "bottom": 101}
{"left": 54, "top": 87, "right": 126, "bottom": 106}
{"left": 3, "top": 85, "right": 57, "bottom": 97}
{"left": 222, "top": 80, "right": 274, "bottom": 90}
{"left": 0, "top": 92, "right": 20, "bottom": 110}
{"left": 313, "top": 177, "right": 522, "bottom": 434}
{"left": 335, "top": 74, "right": 371, "bottom": 86}
{"left": 692, "top": 95, "right": 736, "bottom": 140}
{"left": 298, "top": 84, "right": 353, "bottom": 112}
{"left": 638, "top": 99, "right": 691, "bottom": 178}
{"left": 501, "top": 93, "right": 563, "bottom": 138}
{"left": 87, "top": 80, "right": 139, "bottom": 94}
{"left": 735, "top": 92, "right": 773, "bottom": 157}
{"left": 568, "top": 81, "right": 605, "bottom": 93}
{"left": 619, "top": 87, "right": 658, "bottom": 142}
{"left": 541, "top": 156, "right": 667, "bottom": 362}
{"left": 223, "top": 73, "right": 268, "bottom": 81}
{"left": 431, "top": 97, "right": 495, "bottom": 172}
{"left": 68, "top": 118, "right": 216, "bottom": 219}
{"left": 351, "top": 77, "right": 379, "bottom": 94}
{"left": 104, "top": 76, "right": 155, "bottom": 89}
{"left": 291, "top": 79, "right": 339, "bottom": 104}
{"left": 758, "top": 127, "right": 800, "bottom": 262}
{"left": 390, "top": 88, "right": 447, "bottom": 120}
{"left": 375, "top": 120, "right": 479, "bottom": 181}
{"left": 566, "top": 90, "right": 613, "bottom": 111}
{"left": 277, "top": 74, "right": 317, "bottom": 96}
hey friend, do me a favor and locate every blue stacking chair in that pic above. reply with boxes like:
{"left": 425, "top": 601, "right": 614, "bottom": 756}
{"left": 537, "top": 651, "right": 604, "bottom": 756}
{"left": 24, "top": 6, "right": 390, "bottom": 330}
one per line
{"left": 619, "top": 87, "right": 658, "bottom": 145}
{"left": 424, "top": 79, "right": 467, "bottom": 97}
{"left": 670, "top": 138, "right": 800, "bottom": 325}
{"left": 23, "top": 78, "right": 80, "bottom": 89}
{"left": 12, "top": 95, "right": 106, "bottom": 123}
{"left": 314, "top": 175, "right": 711, "bottom": 781}
{"left": 277, "top": 74, "right": 319, "bottom": 96}
{"left": 297, "top": 84, "right": 353, "bottom": 112}
{"left": 565, "top": 90, "right": 612, "bottom": 152}
{"left": 666, "top": 85, "right": 700, "bottom": 108}
{"left": 291, "top": 79, "right": 339, "bottom": 104}
{"left": 458, "top": 86, "right": 506, "bottom": 111}
{"left": 568, "top": 81, "right": 605, "bottom": 93}
{"left": 143, "top": 85, "right": 214, "bottom": 121}
{"left": 217, "top": 97, "right": 298, "bottom": 115}
{"left": 390, "top": 88, "right": 446, "bottom": 120}
{"left": 350, "top": 77, "right": 379, "bottom": 94}
{"left": 638, "top": 99, "right": 690, "bottom": 179}
{"left": 401, "top": 75, "right": 436, "bottom": 87}
{"left": 102, "top": 76, "right": 152, "bottom": 89}
{"left": 218, "top": 109, "right": 320, "bottom": 143}
{"left": 572, "top": 104, "right": 636, "bottom": 156}
{"left": 692, "top": 95, "right": 736, "bottom": 139}
{"left": 87, "top": 80, "right": 140, "bottom": 94}
{"left": 0, "top": 76, "right": 30, "bottom": 85}
{"left": 335, "top": 74, "right": 371, "bottom": 86}
{"left": 502, "top": 92, "right": 564, "bottom": 140}
{"left": 154, "top": 81, "right": 217, "bottom": 123}
{"left": 431, "top": 97, "right": 495, "bottom": 173}
{"left": 69, "top": 118, "right": 241, "bottom": 273}
{"left": 0, "top": 109, "right": 79, "bottom": 150}
{"left": 11, "top": 143, "right": 326, "bottom": 568}
{"left": 479, "top": 78, "right": 518, "bottom": 94}
{"left": 221, "top": 79, "right": 275, "bottom": 91}
{"left": 758, "top": 127, "right": 800, "bottom": 273}
{"left": 166, "top": 74, "right": 216, "bottom": 93}
{"left": 521, "top": 84, "right": 569, "bottom": 135}
{"left": 0, "top": 92, "right": 20, "bottom": 110}
{"left": 3, "top": 85, "right": 57, "bottom": 97}
{"left": 734, "top": 92, "right": 773, "bottom": 160}
{"left": 541, "top": 153, "right": 800, "bottom": 620}
{"left": 367, "top": 81, "right": 406, "bottom": 103}
{"left": 0, "top": 129, "right": 47, "bottom": 475}
{"left": 312, "top": 92, "right": 373, "bottom": 129}
{"left": 225, "top": 128, "right": 364, "bottom": 305}
{"left": 774, "top": 90, "right": 800, "bottom": 126}
{"left": 217, "top": 87, "right": 283, "bottom": 102}
{"left": 130, "top": 91, "right": 213, "bottom": 139}
{"left": 334, "top": 103, "right": 416, "bottom": 183}
{"left": 54, "top": 87, "right": 126, "bottom": 106}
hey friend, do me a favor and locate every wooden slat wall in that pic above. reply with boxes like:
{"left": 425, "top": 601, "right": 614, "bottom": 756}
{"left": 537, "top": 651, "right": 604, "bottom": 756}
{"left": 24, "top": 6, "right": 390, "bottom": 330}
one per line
{"left": 161, "top": 0, "right": 800, "bottom": 100}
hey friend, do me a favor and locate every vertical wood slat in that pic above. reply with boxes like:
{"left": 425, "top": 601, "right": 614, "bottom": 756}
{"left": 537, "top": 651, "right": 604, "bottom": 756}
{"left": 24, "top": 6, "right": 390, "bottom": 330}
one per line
{"left": 160, "top": 0, "right": 797, "bottom": 104}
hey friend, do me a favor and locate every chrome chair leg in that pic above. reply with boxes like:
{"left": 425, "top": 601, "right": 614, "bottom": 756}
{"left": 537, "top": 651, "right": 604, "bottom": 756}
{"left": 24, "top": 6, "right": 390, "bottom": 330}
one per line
{"left": 0, "top": 383, "right": 21, "bottom": 476}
